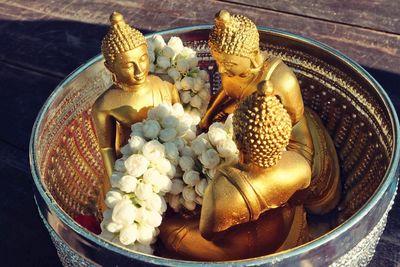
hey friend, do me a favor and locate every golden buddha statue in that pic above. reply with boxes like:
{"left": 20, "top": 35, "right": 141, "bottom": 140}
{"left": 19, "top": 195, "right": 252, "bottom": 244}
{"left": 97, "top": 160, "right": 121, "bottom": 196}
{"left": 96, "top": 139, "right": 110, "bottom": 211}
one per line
{"left": 159, "top": 85, "right": 311, "bottom": 261}
{"left": 92, "top": 12, "right": 180, "bottom": 209}
{"left": 199, "top": 10, "right": 341, "bottom": 215}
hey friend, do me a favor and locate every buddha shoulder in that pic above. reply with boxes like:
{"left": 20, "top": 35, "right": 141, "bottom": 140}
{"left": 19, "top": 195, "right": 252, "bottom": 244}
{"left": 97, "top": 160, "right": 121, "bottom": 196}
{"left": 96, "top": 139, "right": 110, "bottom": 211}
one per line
{"left": 91, "top": 85, "right": 128, "bottom": 112}
{"left": 263, "top": 56, "right": 300, "bottom": 94}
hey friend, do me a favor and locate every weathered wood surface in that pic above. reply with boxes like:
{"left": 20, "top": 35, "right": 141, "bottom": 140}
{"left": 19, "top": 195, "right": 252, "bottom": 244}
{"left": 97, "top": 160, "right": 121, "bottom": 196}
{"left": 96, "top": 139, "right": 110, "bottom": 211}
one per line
{"left": 0, "top": 0, "right": 398, "bottom": 266}
{"left": 224, "top": 0, "right": 400, "bottom": 34}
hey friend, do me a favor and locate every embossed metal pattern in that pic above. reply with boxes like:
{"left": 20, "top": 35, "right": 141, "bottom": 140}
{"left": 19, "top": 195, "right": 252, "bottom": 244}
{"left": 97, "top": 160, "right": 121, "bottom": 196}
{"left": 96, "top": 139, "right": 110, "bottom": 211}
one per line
{"left": 30, "top": 26, "right": 399, "bottom": 266}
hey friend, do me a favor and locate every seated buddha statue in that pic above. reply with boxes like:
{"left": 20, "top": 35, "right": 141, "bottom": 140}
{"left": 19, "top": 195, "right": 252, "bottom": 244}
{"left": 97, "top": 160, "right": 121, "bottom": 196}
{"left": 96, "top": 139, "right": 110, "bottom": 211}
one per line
{"left": 199, "top": 10, "right": 340, "bottom": 215}
{"left": 92, "top": 12, "right": 179, "bottom": 209}
{"left": 159, "top": 85, "right": 311, "bottom": 261}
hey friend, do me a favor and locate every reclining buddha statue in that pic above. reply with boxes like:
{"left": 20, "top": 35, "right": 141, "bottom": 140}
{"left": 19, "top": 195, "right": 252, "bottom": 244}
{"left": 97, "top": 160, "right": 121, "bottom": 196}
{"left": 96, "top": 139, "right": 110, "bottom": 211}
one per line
{"left": 92, "top": 12, "right": 179, "bottom": 209}
{"left": 158, "top": 10, "right": 341, "bottom": 261}
{"left": 199, "top": 10, "right": 341, "bottom": 215}
{"left": 159, "top": 84, "right": 311, "bottom": 260}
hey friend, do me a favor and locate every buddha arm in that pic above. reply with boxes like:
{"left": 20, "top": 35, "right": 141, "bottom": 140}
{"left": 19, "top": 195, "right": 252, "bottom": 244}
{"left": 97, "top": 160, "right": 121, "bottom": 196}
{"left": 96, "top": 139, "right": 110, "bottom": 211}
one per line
{"left": 268, "top": 59, "right": 304, "bottom": 124}
{"left": 200, "top": 152, "right": 311, "bottom": 240}
{"left": 199, "top": 89, "right": 230, "bottom": 130}
{"left": 169, "top": 83, "right": 181, "bottom": 104}
{"left": 91, "top": 105, "right": 116, "bottom": 188}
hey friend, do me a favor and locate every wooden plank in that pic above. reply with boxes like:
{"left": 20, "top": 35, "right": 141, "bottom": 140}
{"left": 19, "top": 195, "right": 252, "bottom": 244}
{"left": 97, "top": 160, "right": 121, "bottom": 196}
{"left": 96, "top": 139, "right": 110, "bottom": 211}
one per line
{"left": 0, "top": 62, "right": 60, "bottom": 150}
{"left": 0, "top": 161, "right": 61, "bottom": 266}
{"left": 222, "top": 0, "right": 400, "bottom": 34}
{"left": 0, "top": 0, "right": 399, "bottom": 75}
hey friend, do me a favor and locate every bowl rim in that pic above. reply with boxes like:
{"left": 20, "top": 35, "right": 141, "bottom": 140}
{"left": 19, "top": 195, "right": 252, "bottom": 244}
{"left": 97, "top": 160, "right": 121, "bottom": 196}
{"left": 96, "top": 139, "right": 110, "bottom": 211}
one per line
{"left": 29, "top": 24, "right": 400, "bottom": 266}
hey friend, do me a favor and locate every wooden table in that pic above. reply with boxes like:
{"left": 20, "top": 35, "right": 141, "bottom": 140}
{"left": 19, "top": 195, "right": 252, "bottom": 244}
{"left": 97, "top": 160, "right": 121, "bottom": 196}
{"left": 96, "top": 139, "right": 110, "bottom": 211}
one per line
{"left": 1, "top": 0, "right": 399, "bottom": 266}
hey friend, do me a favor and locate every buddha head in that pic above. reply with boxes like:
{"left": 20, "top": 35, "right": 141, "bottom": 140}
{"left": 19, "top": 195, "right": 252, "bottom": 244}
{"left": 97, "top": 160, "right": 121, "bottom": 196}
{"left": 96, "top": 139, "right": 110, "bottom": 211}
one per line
{"left": 233, "top": 81, "right": 292, "bottom": 167}
{"left": 208, "top": 10, "right": 263, "bottom": 77}
{"left": 101, "top": 12, "right": 149, "bottom": 88}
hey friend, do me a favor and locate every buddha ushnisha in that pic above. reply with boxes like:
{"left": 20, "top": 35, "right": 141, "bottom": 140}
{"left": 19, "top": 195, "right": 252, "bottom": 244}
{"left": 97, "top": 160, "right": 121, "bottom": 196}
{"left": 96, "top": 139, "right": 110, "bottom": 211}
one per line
{"left": 200, "top": 10, "right": 341, "bottom": 215}
{"left": 159, "top": 84, "right": 311, "bottom": 261}
{"left": 92, "top": 12, "right": 179, "bottom": 210}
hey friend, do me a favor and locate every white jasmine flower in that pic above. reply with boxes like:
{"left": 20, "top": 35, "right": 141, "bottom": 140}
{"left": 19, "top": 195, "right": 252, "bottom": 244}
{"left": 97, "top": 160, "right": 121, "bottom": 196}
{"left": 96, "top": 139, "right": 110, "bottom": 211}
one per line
{"left": 176, "top": 59, "right": 190, "bottom": 73}
{"left": 131, "top": 122, "right": 144, "bottom": 135}
{"left": 145, "top": 211, "right": 163, "bottom": 227}
{"left": 152, "top": 34, "right": 166, "bottom": 51}
{"left": 106, "top": 221, "right": 123, "bottom": 233}
{"left": 120, "top": 143, "right": 132, "bottom": 156}
{"left": 167, "top": 67, "right": 181, "bottom": 81}
{"left": 173, "top": 138, "right": 185, "bottom": 151}
{"left": 189, "top": 109, "right": 201, "bottom": 123}
{"left": 119, "top": 224, "right": 138, "bottom": 245}
{"left": 148, "top": 50, "right": 156, "bottom": 63}
{"left": 155, "top": 103, "right": 173, "bottom": 121}
{"left": 143, "top": 168, "right": 161, "bottom": 185}
{"left": 152, "top": 157, "right": 174, "bottom": 176}
{"left": 180, "top": 47, "right": 196, "bottom": 58}
{"left": 149, "top": 63, "right": 155, "bottom": 73}
{"left": 112, "top": 198, "right": 136, "bottom": 225}
{"left": 137, "top": 224, "right": 154, "bottom": 245}
{"left": 191, "top": 134, "right": 211, "bottom": 155}
{"left": 134, "top": 206, "right": 148, "bottom": 224}
{"left": 224, "top": 114, "right": 234, "bottom": 136}
{"left": 125, "top": 154, "right": 149, "bottom": 177}
{"left": 182, "top": 199, "right": 196, "bottom": 211}
{"left": 145, "top": 193, "right": 163, "bottom": 211}
{"left": 182, "top": 186, "right": 196, "bottom": 202}
{"left": 161, "top": 46, "right": 175, "bottom": 59}
{"left": 157, "top": 55, "right": 171, "bottom": 69}
{"left": 172, "top": 103, "right": 185, "bottom": 117}
{"left": 183, "top": 129, "right": 197, "bottom": 142}
{"left": 156, "top": 174, "right": 172, "bottom": 193}
{"left": 147, "top": 39, "right": 155, "bottom": 52}
{"left": 188, "top": 57, "right": 199, "bottom": 69}
{"left": 163, "top": 142, "right": 179, "bottom": 162}
{"left": 195, "top": 196, "right": 203, "bottom": 205}
{"left": 199, "top": 69, "right": 209, "bottom": 81}
{"left": 216, "top": 138, "right": 238, "bottom": 158}
{"left": 208, "top": 127, "right": 228, "bottom": 146}
{"left": 183, "top": 170, "right": 200, "bottom": 186}
{"left": 167, "top": 37, "right": 184, "bottom": 54}
{"left": 127, "top": 135, "right": 146, "bottom": 154}
{"left": 174, "top": 80, "right": 182, "bottom": 90}
{"left": 168, "top": 194, "right": 181, "bottom": 211}
{"left": 193, "top": 77, "right": 205, "bottom": 92}
{"left": 209, "top": 121, "right": 224, "bottom": 130}
{"left": 180, "top": 146, "right": 195, "bottom": 158}
{"left": 179, "top": 91, "right": 191, "bottom": 104}
{"left": 198, "top": 88, "right": 210, "bottom": 102}
{"left": 170, "top": 179, "right": 184, "bottom": 195}
{"left": 118, "top": 175, "right": 138, "bottom": 193}
{"left": 110, "top": 172, "right": 124, "bottom": 187}
{"left": 195, "top": 179, "right": 208, "bottom": 197}
{"left": 181, "top": 76, "right": 194, "bottom": 90}
{"left": 189, "top": 95, "right": 202, "bottom": 109}
{"left": 143, "top": 119, "right": 161, "bottom": 139}
{"left": 159, "top": 128, "right": 177, "bottom": 142}
{"left": 179, "top": 156, "right": 195, "bottom": 172}
{"left": 114, "top": 158, "right": 126, "bottom": 172}
{"left": 135, "top": 182, "right": 153, "bottom": 201}
{"left": 142, "top": 140, "right": 165, "bottom": 161}
{"left": 178, "top": 113, "right": 193, "bottom": 131}
{"left": 200, "top": 148, "right": 220, "bottom": 169}
{"left": 105, "top": 189, "right": 124, "bottom": 209}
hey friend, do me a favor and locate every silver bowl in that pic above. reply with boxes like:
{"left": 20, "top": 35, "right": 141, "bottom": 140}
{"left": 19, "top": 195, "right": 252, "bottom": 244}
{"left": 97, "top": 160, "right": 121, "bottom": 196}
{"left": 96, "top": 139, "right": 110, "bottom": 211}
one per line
{"left": 30, "top": 25, "right": 399, "bottom": 266}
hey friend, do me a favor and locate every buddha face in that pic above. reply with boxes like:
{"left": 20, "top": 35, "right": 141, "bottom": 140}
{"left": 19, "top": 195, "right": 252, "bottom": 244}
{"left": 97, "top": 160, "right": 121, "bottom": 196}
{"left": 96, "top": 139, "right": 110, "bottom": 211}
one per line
{"left": 211, "top": 50, "right": 253, "bottom": 78}
{"left": 111, "top": 44, "right": 149, "bottom": 87}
